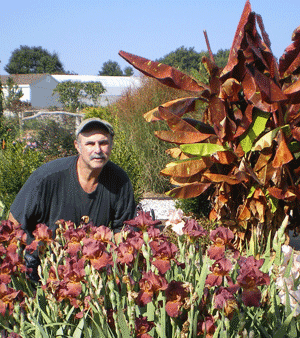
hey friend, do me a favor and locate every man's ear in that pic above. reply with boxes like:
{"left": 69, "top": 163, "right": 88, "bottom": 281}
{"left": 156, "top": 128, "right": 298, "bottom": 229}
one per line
{"left": 74, "top": 139, "right": 80, "bottom": 153}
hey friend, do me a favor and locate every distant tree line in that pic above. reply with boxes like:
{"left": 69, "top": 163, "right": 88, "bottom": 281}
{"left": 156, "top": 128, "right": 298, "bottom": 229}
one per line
{"left": 4, "top": 45, "right": 229, "bottom": 77}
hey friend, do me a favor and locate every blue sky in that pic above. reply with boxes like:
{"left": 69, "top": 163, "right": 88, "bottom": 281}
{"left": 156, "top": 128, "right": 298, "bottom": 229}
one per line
{"left": 1, "top": 0, "right": 299, "bottom": 76}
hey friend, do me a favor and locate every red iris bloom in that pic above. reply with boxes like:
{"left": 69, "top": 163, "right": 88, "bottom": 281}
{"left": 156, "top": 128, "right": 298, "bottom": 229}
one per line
{"left": 207, "top": 226, "right": 238, "bottom": 261}
{"left": 165, "top": 280, "right": 188, "bottom": 317}
{"left": 136, "top": 271, "right": 168, "bottom": 307}
{"left": 149, "top": 241, "right": 178, "bottom": 275}
{"left": 135, "top": 316, "right": 155, "bottom": 338}
{"left": 205, "top": 257, "right": 233, "bottom": 287}
{"left": 124, "top": 211, "right": 161, "bottom": 232}
{"left": 182, "top": 219, "right": 208, "bottom": 242}
{"left": 236, "top": 256, "right": 270, "bottom": 307}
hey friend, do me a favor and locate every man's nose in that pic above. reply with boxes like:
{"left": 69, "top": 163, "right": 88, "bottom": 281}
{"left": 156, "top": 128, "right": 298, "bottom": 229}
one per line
{"left": 94, "top": 143, "right": 102, "bottom": 153}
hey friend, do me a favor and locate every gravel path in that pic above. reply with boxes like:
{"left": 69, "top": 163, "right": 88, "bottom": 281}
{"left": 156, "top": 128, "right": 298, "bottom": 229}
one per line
{"left": 139, "top": 198, "right": 176, "bottom": 220}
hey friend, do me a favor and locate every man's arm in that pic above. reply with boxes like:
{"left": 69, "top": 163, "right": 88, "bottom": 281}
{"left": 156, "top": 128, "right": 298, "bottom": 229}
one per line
{"left": 8, "top": 212, "right": 19, "bottom": 225}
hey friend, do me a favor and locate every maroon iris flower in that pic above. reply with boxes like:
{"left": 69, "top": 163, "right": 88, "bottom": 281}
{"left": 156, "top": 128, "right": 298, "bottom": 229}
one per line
{"left": 165, "top": 280, "right": 188, "bottom": 317}
{"left": 214, "top": 286, "right": 239, "bottom": 319}
{"left": 124, "top": 211, "right": 161, "bottom": 232}
{"left": 136, "top": 271, "right": 168, "bottom": 307}
{"left": 149, "top": 240, "right": 178, "bottom": 274}
{"left": 236, "top": 256, "right": 270, "bottom": 307}
{"left": 205, "top": 257, "right": 233, "bottom": 287}
{"left": 82, "top": 238, "right": 113, "bottom": 270}
{"left": 207, "top": 226, "right": 239, "bottom": 260}
{"left": 135, "top": 316, "right": 155, "bottom": 338}
{"left": 182, "top": 219, "right": 207, "bottom": 242}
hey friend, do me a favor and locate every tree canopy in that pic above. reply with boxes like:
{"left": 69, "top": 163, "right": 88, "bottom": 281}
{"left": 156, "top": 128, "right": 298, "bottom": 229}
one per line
{"left": 98, "top": 60, "right": 134, "bottom": 76}
{"left": 4, "top": 45, "right": 65, "bottom": 74}
{"left": 156, "top": 46, "right": 229, "bottom": 74}
{"left": 52, "top": 81, "right": 106, "bottom": 112}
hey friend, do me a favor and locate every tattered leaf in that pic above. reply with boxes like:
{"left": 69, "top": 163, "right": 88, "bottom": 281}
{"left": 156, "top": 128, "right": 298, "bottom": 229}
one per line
{"left": 220, "top": 0, "right": 252, "bottom": 77}
{"left": 180, "top": 143, "right": 227, "bottom": 156}
{"left": 268, "top": 187, "right": 296, "bottom": 201}
{"left": 166, "top": 182, "right": 211, "bottom": 199}
{"left": 160, "top": 157, "right": 212, "bottom": 177}
{"left": 272, "top": 131, "right": 294, "bottom": 168}
{"left": 155, "top": 130, "right": 212, "bottom": 144}
{"left": 240, "top": 110, "right": 269, "bottom": 153}
{"left": 143, "top": 97, "right": 201, "bottom": 122}
{"left": 251, "top": 126, "right": 289, "bottom": 151}
{"left": 119, "top": 50, "right": 208, "bottom": 92}
{"left": 202, "top": 173, "right": 243, "bottom": 185}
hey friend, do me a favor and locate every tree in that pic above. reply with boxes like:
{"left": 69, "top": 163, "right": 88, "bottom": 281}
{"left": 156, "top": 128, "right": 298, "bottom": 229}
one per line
{"left": 98, "top": 60, "right": 134, "bottom": 76}
{"left": 0, "top": 80, "right": 3, "bottom": 117}
{"left": 156, "top": 46, "right": 229, "bottom": 75}
{"left": 124, "top": 66, "right": 134, "bottom": 76}
{"left": 98, "top": 60, "right": 123, "bottom": 76}
{"left": 4, "top": 45, "right": 65, "bottom": 74}
{"left": 53, "top": 81, "right": 106, "bottom": 112}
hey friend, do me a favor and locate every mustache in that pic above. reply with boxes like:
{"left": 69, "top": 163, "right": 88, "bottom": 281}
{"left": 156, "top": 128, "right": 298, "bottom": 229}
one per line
{"left": 90, "top": 154, "right": 106, "bottom": 160}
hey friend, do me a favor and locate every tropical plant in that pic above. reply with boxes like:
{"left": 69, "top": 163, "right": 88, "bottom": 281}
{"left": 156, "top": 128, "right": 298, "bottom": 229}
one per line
{"left": 0, "top": 211, "right": 299, "bottom": 337}
{"left": 119, "top": 0, "right": 300, "bottom": 245}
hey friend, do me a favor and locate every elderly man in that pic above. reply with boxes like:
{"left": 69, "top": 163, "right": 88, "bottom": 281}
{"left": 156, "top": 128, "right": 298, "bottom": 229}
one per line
{"left": 8, "top": 118, "right": 136, "bottom": 281}
{"left": 8, "top": 117, "right": 136, "bottom": 241}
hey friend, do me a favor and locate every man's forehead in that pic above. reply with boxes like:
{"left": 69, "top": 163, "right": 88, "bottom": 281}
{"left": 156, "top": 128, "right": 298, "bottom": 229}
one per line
{"left": 79, "top": 128, "right": 112, "bottom": 140}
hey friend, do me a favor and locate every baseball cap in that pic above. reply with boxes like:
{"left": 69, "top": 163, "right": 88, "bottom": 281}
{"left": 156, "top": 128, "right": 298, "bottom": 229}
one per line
{"left": 76, "top": 118, "right": 114, "bottom": 137}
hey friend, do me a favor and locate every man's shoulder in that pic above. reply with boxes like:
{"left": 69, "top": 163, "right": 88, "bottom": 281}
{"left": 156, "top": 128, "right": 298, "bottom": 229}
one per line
{"left": 102, "top": 161, "right": 130, "bottom": 182}
{"left": 33, "top": 156, "right": 77, "bottom": 180}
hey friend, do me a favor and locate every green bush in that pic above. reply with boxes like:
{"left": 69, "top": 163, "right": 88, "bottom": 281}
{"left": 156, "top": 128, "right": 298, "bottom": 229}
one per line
{"left": 0, "top": 140, "right": 44, "bottom": 219}
{"left": 23, "top": 118, "right": 77, "bottom": 162}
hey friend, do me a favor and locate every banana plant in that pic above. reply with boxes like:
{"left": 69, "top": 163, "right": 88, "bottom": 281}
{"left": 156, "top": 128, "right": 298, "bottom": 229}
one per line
{"left": 119, "top": 0, "right": 300, "bottom": 243}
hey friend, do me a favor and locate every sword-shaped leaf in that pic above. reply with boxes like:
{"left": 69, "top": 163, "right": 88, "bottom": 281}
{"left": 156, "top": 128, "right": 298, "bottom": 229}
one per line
{"left": 119, "top": 50, "right": 208, "bottom": 92}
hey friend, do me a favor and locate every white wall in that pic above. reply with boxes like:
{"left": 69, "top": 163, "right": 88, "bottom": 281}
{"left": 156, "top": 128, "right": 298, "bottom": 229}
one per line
{"left": 30, "top": 75, "right": 63, "bottom": 108}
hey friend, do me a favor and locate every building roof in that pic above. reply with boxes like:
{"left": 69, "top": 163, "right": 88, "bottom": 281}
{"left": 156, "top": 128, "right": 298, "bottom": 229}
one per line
{"left": 0, "top": 74, "right": 47, "bottom": 85}
{"left": 51, "top": 75, "right": 142, "bottom": 88}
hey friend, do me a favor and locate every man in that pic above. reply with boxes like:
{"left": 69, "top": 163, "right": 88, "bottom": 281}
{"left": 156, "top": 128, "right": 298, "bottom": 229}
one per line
{"left": 8, "top": 117, "right": 136, "bottom": 242}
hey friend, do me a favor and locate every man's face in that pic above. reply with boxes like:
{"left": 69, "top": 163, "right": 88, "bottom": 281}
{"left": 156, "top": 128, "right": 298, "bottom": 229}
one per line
{"left": 75, "top": 128, "right": 113, "bottom": 171}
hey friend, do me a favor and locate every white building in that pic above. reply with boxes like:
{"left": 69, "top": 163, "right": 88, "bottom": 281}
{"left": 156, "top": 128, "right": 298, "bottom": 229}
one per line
{"left": 0, "top": 74, "right": 142, "bottom": 109}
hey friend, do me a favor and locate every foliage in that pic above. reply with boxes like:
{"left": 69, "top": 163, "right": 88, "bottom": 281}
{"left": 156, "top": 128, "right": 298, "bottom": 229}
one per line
{"left": 157, "top": 46, "right": 229, "bottom": 75}
{"left": 0, "top": 80, "right": 3, "bottom": 117}
{"left": 111, "top": 77, "right": 196, "bottom": 194}
{"left": 2, "top": 77, "right": 27, "bottom": 122}
{"left": 82, "top": 106, "right": 143, "bottom": 202}
{"left": 119, "top": 0, "right": 300, "bottom": 244}
{"left": 0, "top": 212, "right": 299, "bottom": 337}
{"left": 98, "top": 60, "right": 134, "bottom": 76}
{"left": 22, "top": 118, "right": 77, "bottom": 162}
{"left": 4, "top": 45, "right": 65, "bottom": 74}
{"left": 0, "top": 139, "right": 44, "bottom": 219}
{"left": 52, "top": 81, "right": 106, "bottom": 112}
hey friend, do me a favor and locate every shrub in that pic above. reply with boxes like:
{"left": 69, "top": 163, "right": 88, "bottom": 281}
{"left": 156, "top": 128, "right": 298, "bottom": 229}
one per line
{"left": 0, "top": 139, "right": 44, "bottom": 219}
{"left": 22, "top": 118, "right": 77, "bottom": 162}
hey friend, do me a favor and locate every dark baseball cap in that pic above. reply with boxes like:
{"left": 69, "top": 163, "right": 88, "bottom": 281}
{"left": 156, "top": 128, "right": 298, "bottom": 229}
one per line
{"left": 76, "top": 118, "right": 114, "bottom": 137}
